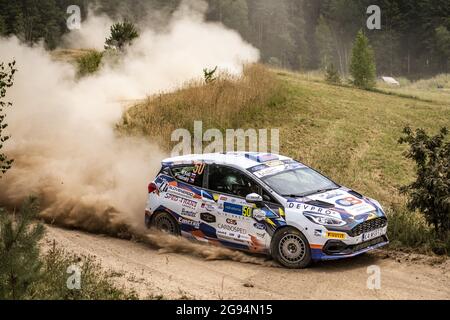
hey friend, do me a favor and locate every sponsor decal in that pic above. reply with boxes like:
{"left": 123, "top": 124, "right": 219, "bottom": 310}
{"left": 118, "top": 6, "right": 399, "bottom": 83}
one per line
{"left": 159, "top": 180, "right": 169, "bottom": 192}
{"left": 223, "top": 202, "right": 243, "bottom": 216}
{"left": 201, "top": 212, "right": 216, "bottom": 223}
{"left": 253, "top": 166, "right": 285, "bottom": 178}
{"left": 317, "top": 191, "right": 344, "bottom": 200}
{"left": 217, "top": 223, "right": 247, "bottom": 234}
{"left": 219, "top": 196, "right": 228, "bottom": 201}
{"left": 181, "top": 208, "right": 197, "bottom": 218}
{"left": 326, "top": 231, "right": 346, "bottom": 240}
{"left": 247, "top": 164, "right": 268, "bottom": 174}
{"left": 216, "top": 230, "right": 227, "bottom": 237}
{"left": 335, "top": 197, "right": 363, "bottom": 207}
{"left": 164, "top": 193, "right": 197, "bottom": 209}
{"left": 178, "top": 217, "right": 200, "bottom": 228}
{"left": 253, "top": 223, "right": 266, "bottom": 230}
{"left": 226, "top": 218, "right": 237, "bottom": 225}
{"left": 256, "top": 232, "right": 266, "bottom": 239}
{"left": 265, "top": 160, "right": 284, "bottom": 167}
{"left": 288, "top": 202, "right": 335, "bottom": 215}
{"left": 168, "top": 185, "right": 195, "bottom": 198}
{"left": 201, "top": 203, "right": 215, "bottom": 212}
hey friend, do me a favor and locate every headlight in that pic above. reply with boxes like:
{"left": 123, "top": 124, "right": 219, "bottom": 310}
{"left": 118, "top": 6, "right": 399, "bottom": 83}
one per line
{"left": 303, "top": 212, "right": 347, "bottom": 226}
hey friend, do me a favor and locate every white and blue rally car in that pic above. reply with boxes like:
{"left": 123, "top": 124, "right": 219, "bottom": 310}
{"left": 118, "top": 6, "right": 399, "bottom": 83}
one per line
{"left": 145, "top": 152, "right": 389, "bottom": 268}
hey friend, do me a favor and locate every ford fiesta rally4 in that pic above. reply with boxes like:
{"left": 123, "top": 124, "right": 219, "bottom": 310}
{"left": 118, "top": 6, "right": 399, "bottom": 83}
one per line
{"left": 145, "top": 152, "right": 389, "bottom": 268}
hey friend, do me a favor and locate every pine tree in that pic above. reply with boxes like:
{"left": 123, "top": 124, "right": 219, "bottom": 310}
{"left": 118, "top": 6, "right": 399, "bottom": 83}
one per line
{"left": 0, "top": 198, "right": 45, "bottom": 300}
{"left": 0, "top": 60, "right": 16, "bottom": 178}
{"left": 350, "top": 30, "right": 376, "bottom": 89}
{"left": 105, "top": 20, "right": 139, "bottom": 50}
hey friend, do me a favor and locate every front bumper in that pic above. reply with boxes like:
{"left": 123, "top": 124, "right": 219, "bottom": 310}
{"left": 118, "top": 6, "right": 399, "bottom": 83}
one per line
{"left": 311, "top": 235, "right": 389, "bottom": 261}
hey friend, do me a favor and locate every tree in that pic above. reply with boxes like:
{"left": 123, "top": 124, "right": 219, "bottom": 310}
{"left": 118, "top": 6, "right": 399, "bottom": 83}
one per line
{"left": 105, "top": 20, "right": 139, "bottom": 50}
{"left": 350, "top": 30, "right": 376, "bottom": 89}
{"left": 399, "top": 127, "right": 450, "bottom": 240}
{"left": 434, "top": 26, "right": 450, "bottom": 72}
{"left": 0, "top": 198, "right": 45, "bottom": 299}
{"left": 0, "top": 60, "right": 16, "bottom": 178}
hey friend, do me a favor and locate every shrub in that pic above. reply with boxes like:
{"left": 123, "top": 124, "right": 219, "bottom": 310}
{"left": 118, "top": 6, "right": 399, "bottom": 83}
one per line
{"left": 399, "top": 126, "right": 450, "bottom": 240}
{"left": 350, "top": 30, "right": 376, "bottom": 89}
{"left": 77, "top": 51, "right": 103, "bottom": 77}
{"left": 325, "top": 63, "right": 341, "bottom": 85}
{"left": 203, "top": 66, "right": 218, "bottom": 84}
{"left": 28, "top": 246, "right": 138, "bottom": 300}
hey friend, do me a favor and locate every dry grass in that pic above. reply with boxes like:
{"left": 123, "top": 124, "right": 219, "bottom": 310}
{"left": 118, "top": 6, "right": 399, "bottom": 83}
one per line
{"left": 51, "top": 49, "right": 95, "bottom": 63}
{"left": 118, "top": 64, "right": 283, "bottom": 148}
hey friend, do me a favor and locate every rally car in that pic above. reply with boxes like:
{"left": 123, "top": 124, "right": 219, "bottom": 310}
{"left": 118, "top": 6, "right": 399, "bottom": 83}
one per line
{"left": 145, "top": 152, "right": 389, "bottom": 268}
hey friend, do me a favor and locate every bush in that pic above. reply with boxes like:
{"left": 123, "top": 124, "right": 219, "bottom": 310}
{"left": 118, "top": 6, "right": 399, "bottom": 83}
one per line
{"left": 28, "top": 246, "right": 138, "bottom": 300}
{"left": 77, "top": 51, "right": 103, "bottom": 77}
{"left": 105, "top": 21, "right": 139, "bottom": 50}
{"left": 387, "top": 206, "right": 449, "bottom": 255}
{"left": 350, "top": 30, "right": 376, "bottom": 89}
{"left": 399, "top": 126, "right": 450, "bottom": 240}
{"left": 325, "top": 63, "right": 341, "bottom": 85}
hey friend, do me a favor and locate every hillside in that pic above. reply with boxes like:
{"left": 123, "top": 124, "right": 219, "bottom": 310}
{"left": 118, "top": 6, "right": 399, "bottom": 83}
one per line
{"left": 123, "top": 66, "right": 450, "bottom": 207}
{"left": 121, "top": 65, "right": 450, "bottom": 252}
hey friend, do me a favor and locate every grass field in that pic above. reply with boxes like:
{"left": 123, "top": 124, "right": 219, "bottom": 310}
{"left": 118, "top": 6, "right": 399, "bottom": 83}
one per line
{"left": 121, "top": 65, "right": 450, "bottom": 253}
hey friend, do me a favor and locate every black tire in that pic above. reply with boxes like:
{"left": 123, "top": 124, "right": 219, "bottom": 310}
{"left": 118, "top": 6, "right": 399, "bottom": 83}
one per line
{"left": 151, "top": 211, "right": 180, "bottom": 236}
{"left": 271, "top": 227, "right": 312, "bottom": 269}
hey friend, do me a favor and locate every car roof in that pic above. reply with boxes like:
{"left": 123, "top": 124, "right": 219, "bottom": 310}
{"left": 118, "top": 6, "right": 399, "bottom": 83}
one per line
{"left": 162, "top": 152, "right": 294, "bottom": 170}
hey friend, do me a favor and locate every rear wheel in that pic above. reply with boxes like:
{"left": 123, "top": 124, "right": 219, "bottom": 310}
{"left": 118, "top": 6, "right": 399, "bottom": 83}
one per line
{"left": 151, "top": 212, "right": 180, "bottom": 236}
{"left": 271, "top": 227, "right": 312, "bottom": 269}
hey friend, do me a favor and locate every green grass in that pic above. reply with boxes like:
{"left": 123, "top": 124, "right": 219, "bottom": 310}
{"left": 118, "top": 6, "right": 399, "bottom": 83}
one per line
{"left": 377, "top": 74, "right": 450, "bottom": 104}
{"left": 122, "top": 66, "right": 450, "bottom": 254}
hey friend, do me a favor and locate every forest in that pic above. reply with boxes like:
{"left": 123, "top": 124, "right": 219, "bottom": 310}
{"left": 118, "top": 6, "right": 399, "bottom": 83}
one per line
{"left": 0, "top": 0, "right": 449, "bottom": 78}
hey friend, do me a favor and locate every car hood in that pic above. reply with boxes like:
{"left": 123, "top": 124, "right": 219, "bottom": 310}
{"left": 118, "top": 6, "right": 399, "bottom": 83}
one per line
{"left": 284, "top": 187, "right": 385, "bottom": 223}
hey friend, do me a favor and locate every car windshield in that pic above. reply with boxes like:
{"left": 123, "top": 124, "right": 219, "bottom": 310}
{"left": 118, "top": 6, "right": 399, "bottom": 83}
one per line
{"left": 262, "top": 167, "right": 339, "bottom": 197}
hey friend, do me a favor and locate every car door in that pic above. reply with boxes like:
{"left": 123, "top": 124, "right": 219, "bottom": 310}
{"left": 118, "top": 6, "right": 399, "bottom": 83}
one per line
{"left": 205, "top": 164, "right": 270, "bottom": 251}
{"left": 162, "top": 163, "right": 207, "bottom": 233}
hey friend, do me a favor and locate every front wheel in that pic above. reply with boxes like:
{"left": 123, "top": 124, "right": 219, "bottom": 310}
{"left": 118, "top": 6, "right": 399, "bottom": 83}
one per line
{"left": 271, "top": 227, "right": 312, "bottom": 269}
{"left": 151, "top": 211, "right": 180, "bottom": 236}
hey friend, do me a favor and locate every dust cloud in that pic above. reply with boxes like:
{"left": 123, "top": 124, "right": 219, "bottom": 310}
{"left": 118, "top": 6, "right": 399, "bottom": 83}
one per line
{"left": 0, "top": 0, "right": 259, "bottom": 248}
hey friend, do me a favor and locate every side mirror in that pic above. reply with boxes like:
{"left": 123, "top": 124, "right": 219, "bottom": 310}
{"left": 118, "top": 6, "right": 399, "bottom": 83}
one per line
{"left": 246, "top": 193, "right": 263, "bottom": 205}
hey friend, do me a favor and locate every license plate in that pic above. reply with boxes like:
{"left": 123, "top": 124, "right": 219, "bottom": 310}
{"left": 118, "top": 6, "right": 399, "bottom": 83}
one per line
{"left": 362, "top": 228, "right": 384, "bottom": 241}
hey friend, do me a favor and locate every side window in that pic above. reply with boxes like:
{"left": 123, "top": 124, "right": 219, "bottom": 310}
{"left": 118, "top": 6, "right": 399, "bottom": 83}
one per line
{"left": 171, "top": 163, "right": 205, "bottom": 188}
{"left": 262, "top": 189, "right": 277, "bottom": 204}
{"left": 208, "top": 165, "right": 260, "bottom": 198}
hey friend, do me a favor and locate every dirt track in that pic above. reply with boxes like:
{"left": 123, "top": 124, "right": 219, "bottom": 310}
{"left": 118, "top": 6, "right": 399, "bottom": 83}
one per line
{"left": 43, "top": 225, "right": 449, "bottom": 300}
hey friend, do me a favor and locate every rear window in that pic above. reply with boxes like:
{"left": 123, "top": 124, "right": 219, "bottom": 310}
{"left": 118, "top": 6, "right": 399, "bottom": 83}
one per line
{"left": 171, "top": 164, "right": 205, "bottom": 188}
